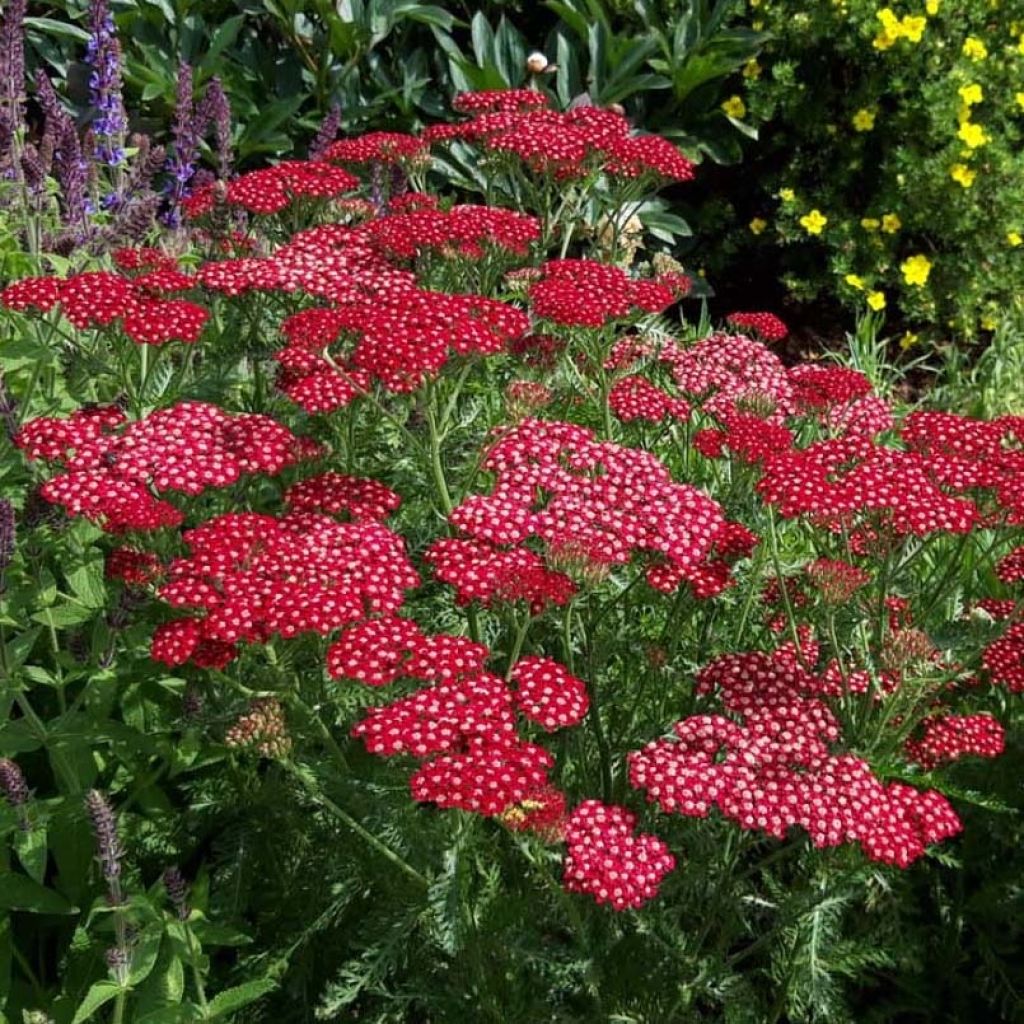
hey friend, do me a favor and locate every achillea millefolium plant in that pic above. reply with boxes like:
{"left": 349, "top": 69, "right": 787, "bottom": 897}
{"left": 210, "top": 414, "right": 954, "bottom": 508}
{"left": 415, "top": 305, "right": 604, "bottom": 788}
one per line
{"left": 3, "top": 18, "right": 1024, "bottom": 1024}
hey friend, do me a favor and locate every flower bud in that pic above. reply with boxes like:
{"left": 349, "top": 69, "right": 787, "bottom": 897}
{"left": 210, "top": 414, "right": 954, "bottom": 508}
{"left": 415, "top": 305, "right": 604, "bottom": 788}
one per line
{"left": 525, "top": 51, "right": 549, "bottom": 74}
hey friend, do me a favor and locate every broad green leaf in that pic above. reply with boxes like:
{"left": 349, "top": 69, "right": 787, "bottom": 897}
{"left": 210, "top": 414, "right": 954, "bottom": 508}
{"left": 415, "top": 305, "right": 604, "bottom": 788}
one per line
{"left": 0, "top": 873, "right": 76, "bottom": 914}
{"left": 24, "top": 17, "right": 92, "bottom": 43}
{"left": 129, "top": 924, "right": 167, "bottom": 985}
{"left": 66, "top": 559, "right": 108, "bottom": 610}
{"left": 14, "top": 827, "right": 47, "bottom": 884}
{"left": 71, "top": 981, "right": 124, "bottom": 1024}
{"left": 205, "top": 978, "right": 276, "bottom": 1019}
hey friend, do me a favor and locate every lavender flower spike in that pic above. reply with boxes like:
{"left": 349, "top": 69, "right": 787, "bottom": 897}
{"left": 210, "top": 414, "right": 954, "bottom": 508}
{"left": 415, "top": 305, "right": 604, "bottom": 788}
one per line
{"left": 0, "top": 758, "right": 29, "bottom": 807}
{"left": 0, "top": 497, "right": 14, "bottom": 590}
{"left": 309, "top": 103, "right": 342, "bottom": 161}
{"left": 0, "top": 0, "right": 27, "bottom": 169}
{"left": 86, "top": 0, "right": 127, "bottom": 167}
{"left": 162, "top": 867, "right": 191, "bottom": 920}
{"left": 198, "top": 76, "right": 233, "bottom": 180}
{"left": 85, "top": 789, "right": 123, "bottom": 887}
{"left": 162, "top": 62, "right": 199, "bottom": 227}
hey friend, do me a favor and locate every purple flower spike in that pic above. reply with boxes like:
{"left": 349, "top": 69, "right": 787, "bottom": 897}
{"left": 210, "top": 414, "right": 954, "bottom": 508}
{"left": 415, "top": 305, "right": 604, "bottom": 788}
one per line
{"left": 86, "top": 0, "right": 127, "bottom": 167}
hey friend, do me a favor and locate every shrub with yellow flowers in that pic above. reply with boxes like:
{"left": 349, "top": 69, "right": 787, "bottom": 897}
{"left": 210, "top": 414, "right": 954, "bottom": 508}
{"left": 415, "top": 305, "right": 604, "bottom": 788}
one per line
{"left": 721, "top": 0, "right": 1024, "bottom": 340}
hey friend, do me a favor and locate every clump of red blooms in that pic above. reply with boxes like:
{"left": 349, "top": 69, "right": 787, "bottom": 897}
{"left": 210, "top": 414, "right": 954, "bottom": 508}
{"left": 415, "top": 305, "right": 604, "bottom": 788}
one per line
{"left": 528, "top": 258, "right": 686, "bottom": 327}
{"left": 184, "top": 160, "right": 360, "bottom": 217}
{"left": 563, "top": 801, "right": 676, "bottom": 911}
{"left": 11, "top": 90, "right": 1024, "bottom": 917}
{"left": 284, "top": 472, "right": 401, "bottom": 522}
{"left": 631, "top": 641, "right": 962, "bottom": 867}
{"left": 905, "top": 713, "right": 1005, "bottom": 770}
{"left": 726, "top": 311, "right": 789, "bottom": 342}
{"left": 15, "top": 403, "right": 316, "bottom": 532}
{"left": 426, "top": 417, "right": 748, "bottom": 609}
{"left": 2, "top": 268, "right": 208, "bottom": 345}
{"left": 151, "top": 510, "right": 418, "bottom": 668}
{"left": 347, "top": 633, "right": 589, "bottom": 850}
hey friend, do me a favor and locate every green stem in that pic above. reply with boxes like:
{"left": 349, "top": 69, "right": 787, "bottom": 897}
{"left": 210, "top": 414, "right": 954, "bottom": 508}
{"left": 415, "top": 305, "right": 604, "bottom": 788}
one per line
{"left": 425, "top": 401, "right": 453, "bottom": 516}
{"left": 565, "top": 601, "right": 613, "bottom": 802}
{"left": 284, "top": 762, "right": 428, "bottom": 887}
{"left": 504, "top": 614, "right": 533, "bottom": 679}
{"left": 765, "top": 507, "right": 813, "bottom": 673}
{"left": 185, "top": 928, "right": 210, "bottom": 1012}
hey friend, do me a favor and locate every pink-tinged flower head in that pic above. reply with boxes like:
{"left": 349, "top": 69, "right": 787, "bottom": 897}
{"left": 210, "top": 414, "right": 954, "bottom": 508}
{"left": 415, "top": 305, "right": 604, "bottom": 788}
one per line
{"left": 509, "top": 655, "right": 589, "bottom": 731}
{"left": 563, "top": 800, "right": 675, "bottom": 910}
{"left": 726, "top": 311, "right": 789, "bottom": 342}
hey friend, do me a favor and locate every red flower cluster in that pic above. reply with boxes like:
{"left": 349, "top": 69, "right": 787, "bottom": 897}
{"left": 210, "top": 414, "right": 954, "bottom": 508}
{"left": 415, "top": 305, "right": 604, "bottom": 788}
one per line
{"left": 426, "top": 538, "right": 577, "bottom": 614}
{"left": 900, "top": 411, "right": 1024, "bottom": 520}
{"left": 185, "top": 160, "right": 360, "bottom": 217}
{"left": 905, "top": 713, "right": 1005, "bottom": 770}
{"left": 432, "top": 99, "right": 694, "bottom": 182}
{"left": 427, "top": 418, "right": 729, "bottom": 606}
{"left": 664, "top": 333, "right": 795, "bottom": 422}
{"left": 609, "top": 375, "right": 690, "bottom": 424}
{"left": 105, "top": 547, "right": 161, "bottom": 586}
{"left": 285, "top": 472, "right": 401, "bottom": 522}
{"left": 528, "top": 259, "right": 676, "bottom": 327}
{"left": 788, "top": 365, "right": 894, "bottom": 438}
{"left": 16, "top": 402, "right": 313, "bottom": 532}
{"left": 758, "top": 437, "right": 979, "bottom": 537}
{"left": 275, "top": 286, "right": 530, "bottom": 410}
{"left": 694, "top": 411, "right": 795, "bottom": 465}
{"left": 2, "top": 270, "right": 207, "bottom": 345}
{"left": 152, "top": 511, "right": 418, "bottom": 668}
{"left": 324, "top": 131, "right": 426, "bottom": 164}
{"left": 451, "top": 89, "right": 550, "bottom": 114}
{"left": 563, "top": 801, "right": 676, "bottom": 910}
{"left": 629, "top": 703, "right": 961, "bottom": 867}
{"left": 982, "top": 622, "right": 1024, "bottom": 691}
{"left": 996, "top": 545, "right": 1024, "bottom": 584}
{"left": 726, "top": 311, "right": 789, "bottom": 342}
{"left": 357, "top": 205, "right": 540, "bottom": 260}
{"left": 350, "top": 637, "right": 588, "bottom": 832}
{"left": 509, "top": 656, "right": 590, "bottom": 731}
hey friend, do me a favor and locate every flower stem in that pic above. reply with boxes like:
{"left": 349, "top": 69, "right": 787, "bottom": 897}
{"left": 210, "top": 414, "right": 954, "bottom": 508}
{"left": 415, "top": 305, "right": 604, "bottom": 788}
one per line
{"left": 284, "top": 761, "right": 428, "bottom": 888}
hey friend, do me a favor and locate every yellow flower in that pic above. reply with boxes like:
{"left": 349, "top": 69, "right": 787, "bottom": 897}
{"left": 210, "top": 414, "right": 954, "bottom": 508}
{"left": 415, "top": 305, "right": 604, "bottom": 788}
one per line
{"left": 950, "top": 163, "right": 976, "bottom": 187}
{"left": 845, "top": 273, "right": 866, "bottom": 290}
{"left": 867, "top": 291, "right": 887, "bottom": 311}
{"left": 749, "top": 217, "right": 768, "bottom": 235}
{"left": 900, "top": 15, "right": 927, "bottom": 42}
{"left": 962, "top": 36, "right": 988, "bottom": 60}
{"left": 881, "top": 213, "right": 902, "bottom": 233}
{"left": 779, "top": 188, "right": 796, "bottom": 202}
{"left": 958, "top": 83, "right": 983, "bottom": 106}
{"left": 981, "top": 314, "right": 998, "bottom": 330}
{"left": 925, "top": 0, "right": 939, "bottom": 13}
{"left": 1019, "top": 33, "right": 1024, "bottom": 54}
{"left": 852, "top": 108, "right": 876, "bottom": 131}
{"left": 900, "top": 331, "right": 920, "bottom": 350}
{"left": 799, "top": 209, "right": 828, "bottom": 235}
{"left": 877, "top": 8, "right": 900, "bottom": 31}
{"left": 1016, "top": 92, "right": 1024, "bottom": 109}
{"left": 1008, "top": 231, "right": 1023, "bottom": 247}
{"left": 861, "top": 217, "right": 881, "bottom": 231}
{"left": 721, "top": 95, "right": 747, "bottom": 119}
{"left": 743, "top": 59, "right": 762, "bottom": 80}
{"left": 957, "top": 121, "right": 988, "bottom": 148}
{"left": 901, "top": 253, "right": 933, "bottom": 286}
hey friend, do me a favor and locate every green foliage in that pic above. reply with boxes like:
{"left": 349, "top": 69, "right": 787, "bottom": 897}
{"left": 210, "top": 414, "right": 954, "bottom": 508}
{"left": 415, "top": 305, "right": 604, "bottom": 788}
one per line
{"left": 719, "top": 0, "right": 1024, "bottom": 341}
{"left": 24, "top": 1, "right": 763, "bottom": 166}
